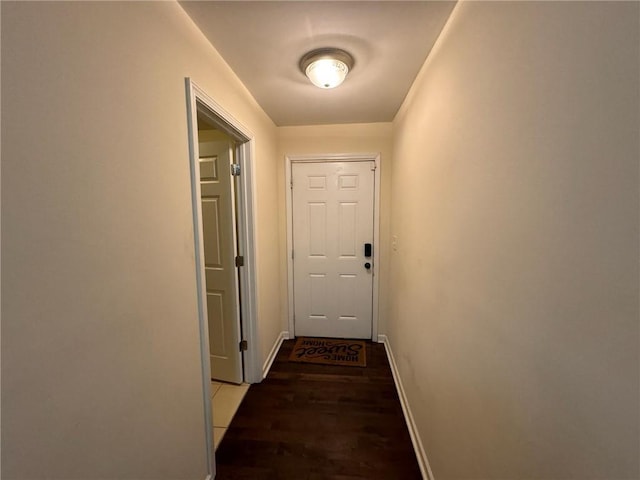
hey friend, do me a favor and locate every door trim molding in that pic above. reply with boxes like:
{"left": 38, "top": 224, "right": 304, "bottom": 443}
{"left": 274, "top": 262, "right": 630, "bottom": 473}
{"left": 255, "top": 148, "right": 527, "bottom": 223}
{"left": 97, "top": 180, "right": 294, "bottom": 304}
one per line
{"left": 185, "top": 78, "right": 261, "bottom": 477}
{"left": 285, "top": 153, "right": 381, "bottom": 341}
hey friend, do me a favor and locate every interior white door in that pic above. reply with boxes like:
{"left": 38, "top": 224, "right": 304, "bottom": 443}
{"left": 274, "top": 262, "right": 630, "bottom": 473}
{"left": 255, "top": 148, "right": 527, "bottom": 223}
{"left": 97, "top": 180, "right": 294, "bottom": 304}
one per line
{"left": 199, "top": 140, "right": 243, "bottom": 384}
{"left": 292, "top": 161, "right": 375, "bottom": 339}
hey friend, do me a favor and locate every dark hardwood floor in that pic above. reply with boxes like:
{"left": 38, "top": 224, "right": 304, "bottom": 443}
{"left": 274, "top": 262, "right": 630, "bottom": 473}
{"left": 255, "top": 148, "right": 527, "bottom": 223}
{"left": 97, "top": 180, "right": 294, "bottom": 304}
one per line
{"left": 214, "top": 339, "right": 422, "bottom": 479}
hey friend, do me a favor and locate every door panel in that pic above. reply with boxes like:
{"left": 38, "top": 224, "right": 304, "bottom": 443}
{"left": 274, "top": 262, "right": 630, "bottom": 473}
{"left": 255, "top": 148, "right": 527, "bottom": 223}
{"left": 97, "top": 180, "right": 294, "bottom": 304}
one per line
{"left": 339, "top": 203, "right": 357, "bottom": 256}
{"left": 206, "top": 291, "right": 225, "bottom": 355}
{"left": 292, "top": 161, "right": 374, "bottom": 339}
{"left": 308, "top": 203, "right": 327, "bottom": 255}
{"left": 199, "top": 141, "right": 242, "bottom": 383}
{"left": 201, "top": 197, "right": 223, "bottom": 267}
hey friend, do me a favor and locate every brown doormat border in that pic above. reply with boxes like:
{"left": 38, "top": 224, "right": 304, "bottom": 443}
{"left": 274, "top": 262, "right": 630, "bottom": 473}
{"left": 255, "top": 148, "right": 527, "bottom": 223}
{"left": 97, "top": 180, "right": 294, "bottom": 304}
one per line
{"left": 289, "top": 337, "right": 367, "bottom": 367}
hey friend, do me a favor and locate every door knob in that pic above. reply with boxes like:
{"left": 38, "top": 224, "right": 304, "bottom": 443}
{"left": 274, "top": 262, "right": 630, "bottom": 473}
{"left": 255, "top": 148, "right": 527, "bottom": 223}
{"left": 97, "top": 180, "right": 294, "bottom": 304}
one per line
{"left": 364, "top": 262, "right": 371, "bottom": 269}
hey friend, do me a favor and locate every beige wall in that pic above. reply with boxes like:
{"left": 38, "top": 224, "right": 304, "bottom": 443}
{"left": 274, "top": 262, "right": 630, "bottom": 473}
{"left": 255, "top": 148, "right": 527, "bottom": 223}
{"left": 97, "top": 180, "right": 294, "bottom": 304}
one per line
{"left": 390, "top": 1, "right": 639, "bottom": 478}
{"left": 1, "top": 2, "right": 280, "bottom": 479}
{"left": 276, "top": 123, "right": 393, "bottom": 336}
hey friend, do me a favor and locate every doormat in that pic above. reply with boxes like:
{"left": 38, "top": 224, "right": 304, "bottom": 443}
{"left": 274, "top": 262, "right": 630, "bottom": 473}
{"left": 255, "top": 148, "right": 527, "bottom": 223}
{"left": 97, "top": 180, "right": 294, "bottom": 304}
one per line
{"left": 289, "top": 337, "right": 366, "bottom": 367}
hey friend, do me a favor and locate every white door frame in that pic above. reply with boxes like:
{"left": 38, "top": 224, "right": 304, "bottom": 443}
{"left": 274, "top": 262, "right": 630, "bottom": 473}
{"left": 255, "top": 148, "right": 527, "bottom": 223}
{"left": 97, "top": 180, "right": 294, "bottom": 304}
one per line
{"left": 285, "top": 153, "right": 381, "bottom": 341}
{"left": 185, "top": 78, "right": 261, "bottom": 477}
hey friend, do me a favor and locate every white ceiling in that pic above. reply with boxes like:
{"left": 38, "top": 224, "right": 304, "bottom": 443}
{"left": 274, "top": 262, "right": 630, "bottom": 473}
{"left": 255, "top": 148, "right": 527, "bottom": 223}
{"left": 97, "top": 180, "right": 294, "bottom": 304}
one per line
{"left": 180, "top": 1, "right": 457, "bottom": 126}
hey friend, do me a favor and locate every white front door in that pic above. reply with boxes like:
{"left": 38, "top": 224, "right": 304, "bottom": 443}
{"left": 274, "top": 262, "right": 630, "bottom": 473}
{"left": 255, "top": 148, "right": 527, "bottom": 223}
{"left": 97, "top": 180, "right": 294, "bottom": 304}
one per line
{"left": 199, "top": 140, "right": 243, "bottom": 384}
{"left": 292, "top": 161, "right": 375, "bottom": 339}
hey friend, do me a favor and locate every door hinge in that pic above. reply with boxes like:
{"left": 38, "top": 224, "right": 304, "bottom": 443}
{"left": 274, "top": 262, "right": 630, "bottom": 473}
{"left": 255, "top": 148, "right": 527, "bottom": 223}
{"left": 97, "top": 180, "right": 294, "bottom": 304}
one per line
{"left": 291, "top": 249, "right": 294, "bottom": 259}
{"left": 235, "top": 255, "right": 244, "bottom": 267}
{"left": 239, "top": 340, "right": 248, "bottom": 352}
{"left": 231, "top": 164, "right": 241, "bottom": 176}
{"left": 290, "top": 179, "right": 293, "bottom": 189}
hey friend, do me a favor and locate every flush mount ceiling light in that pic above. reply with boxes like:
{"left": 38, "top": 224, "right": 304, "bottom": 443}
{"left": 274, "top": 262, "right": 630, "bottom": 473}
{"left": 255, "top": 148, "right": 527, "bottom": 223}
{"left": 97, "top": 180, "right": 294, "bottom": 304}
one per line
{"left": 299, "top": 48, "right": 354, "bottom": 89}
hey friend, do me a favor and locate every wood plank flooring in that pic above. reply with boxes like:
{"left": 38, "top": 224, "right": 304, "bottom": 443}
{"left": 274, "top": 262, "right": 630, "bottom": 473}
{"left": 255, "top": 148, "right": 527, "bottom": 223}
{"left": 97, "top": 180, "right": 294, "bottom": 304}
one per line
{"left": 214, "top": 339, "right": 422, "bottom": 479}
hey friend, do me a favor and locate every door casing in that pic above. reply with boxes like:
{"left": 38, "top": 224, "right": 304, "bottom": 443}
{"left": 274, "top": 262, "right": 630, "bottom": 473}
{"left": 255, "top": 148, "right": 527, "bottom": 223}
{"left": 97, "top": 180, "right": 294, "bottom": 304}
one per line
{"left": 186, "top": 78, "right": 261, "bottom": 478}
{"left": 285, "top": 153, "right": 381, "bottom": 341}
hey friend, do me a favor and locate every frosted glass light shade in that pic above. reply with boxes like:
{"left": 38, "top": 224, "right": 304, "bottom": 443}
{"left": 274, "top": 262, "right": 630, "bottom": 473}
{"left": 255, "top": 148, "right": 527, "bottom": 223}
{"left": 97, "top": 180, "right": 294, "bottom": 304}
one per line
{"left": 305, "top": 58, "right": 349, "bottom": 89}
{"left": 300, "top": 48, "right": 354, "bottom": 89}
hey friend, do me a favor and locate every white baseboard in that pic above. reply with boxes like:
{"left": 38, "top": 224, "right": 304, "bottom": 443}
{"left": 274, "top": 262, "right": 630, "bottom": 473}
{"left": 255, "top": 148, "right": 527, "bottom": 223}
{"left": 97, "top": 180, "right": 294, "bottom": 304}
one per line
{"left": 262, "top": 331, "right": 290, "bottom": 379}
{"left": 378, "top": 334, "right": 434, "bottom": 480}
